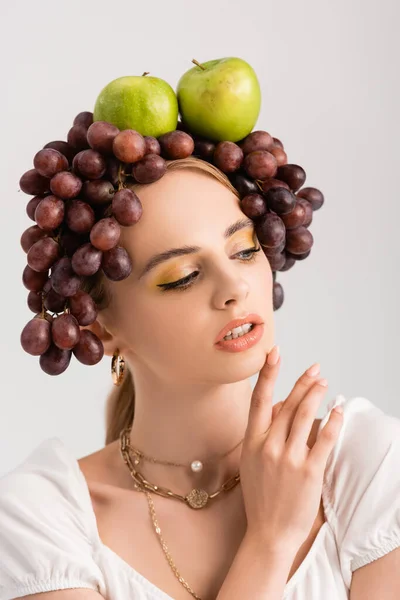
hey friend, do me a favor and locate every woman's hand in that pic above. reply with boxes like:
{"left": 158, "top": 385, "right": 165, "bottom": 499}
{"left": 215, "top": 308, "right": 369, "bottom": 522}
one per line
{"left": 240, "top": 345, "right": 343, "bottom": 553}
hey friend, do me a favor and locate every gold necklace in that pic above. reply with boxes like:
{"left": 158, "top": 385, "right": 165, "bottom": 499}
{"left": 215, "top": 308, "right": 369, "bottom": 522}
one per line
{"left": 119, "top": 427, "right": 242, "bottom": 600}
{"left": 127, "top": 429, "right": 244, "bottom": 475}
{"left": 120, "top": 427, "right": 241, "bottom": 509}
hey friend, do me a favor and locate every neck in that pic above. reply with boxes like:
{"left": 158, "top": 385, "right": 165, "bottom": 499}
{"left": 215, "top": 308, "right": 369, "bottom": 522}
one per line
{"left": 125, "top": 364, "right": 253, "bottom": 494}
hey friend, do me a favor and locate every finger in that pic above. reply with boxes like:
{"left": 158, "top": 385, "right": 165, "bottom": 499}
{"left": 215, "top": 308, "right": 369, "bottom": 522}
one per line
{"left": 245, "top": 345, "right": 280, "bottom": 440}
{"left": 271, "top": 400, "right": 284, "bottom": 420}
{"left": 266, "top": 363, "right": 321, "bottom": 445}
{"left": 285, "top": 379, "right": 328, "bottom": 452}
{"left": 307, "top": 405, "right": 344, "bottom": 467}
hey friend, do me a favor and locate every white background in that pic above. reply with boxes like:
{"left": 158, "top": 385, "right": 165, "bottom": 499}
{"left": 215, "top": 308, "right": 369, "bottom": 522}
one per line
{"left": 1, "top": 0, "right": 398, "bottom": 475}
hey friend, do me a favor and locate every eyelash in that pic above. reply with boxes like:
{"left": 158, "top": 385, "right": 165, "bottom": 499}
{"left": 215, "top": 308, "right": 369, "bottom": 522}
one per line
{"left": 157, "top": 246, "right": 262, "bottom": 292}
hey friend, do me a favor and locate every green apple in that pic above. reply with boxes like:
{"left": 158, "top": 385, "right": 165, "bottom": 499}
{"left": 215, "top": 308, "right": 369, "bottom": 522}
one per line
{"left": 93, "top": 74, "right": 179, "bottom": 137}
{"left": 176, "top": 57, "right": 261, "bottom": 143}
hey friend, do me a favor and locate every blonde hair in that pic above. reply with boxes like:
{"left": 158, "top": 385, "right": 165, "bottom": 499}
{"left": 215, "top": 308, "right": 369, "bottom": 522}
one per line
{"left": 81, "top": 156, "right": 240, "bottom": 445}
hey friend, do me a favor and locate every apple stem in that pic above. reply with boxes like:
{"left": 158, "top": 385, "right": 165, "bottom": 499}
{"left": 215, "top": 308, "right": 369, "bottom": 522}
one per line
{"left": 142, "top": 72, "right": 150, "bottom": 77}
{"left": 192, "top": 59, "right": 206, "bottom": 70}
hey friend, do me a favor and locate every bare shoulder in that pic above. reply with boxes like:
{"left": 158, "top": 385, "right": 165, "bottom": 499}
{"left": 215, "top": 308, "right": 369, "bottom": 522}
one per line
{"left": 78, "top": 439, "right": 119, "bottom": 482}
{"left": 16, "top": 590, "right": 105, "bottom": 599}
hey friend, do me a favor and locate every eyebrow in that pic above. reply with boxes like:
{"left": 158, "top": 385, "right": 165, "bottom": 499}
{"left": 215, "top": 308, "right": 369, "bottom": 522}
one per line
{"left": 138, "top": 217, "right": 255, "bottom": 279}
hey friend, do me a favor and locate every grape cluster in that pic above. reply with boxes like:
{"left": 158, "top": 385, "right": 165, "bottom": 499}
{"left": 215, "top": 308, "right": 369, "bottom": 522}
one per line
{"left": 19, "top": 111, "right": 324, "bottom": 375}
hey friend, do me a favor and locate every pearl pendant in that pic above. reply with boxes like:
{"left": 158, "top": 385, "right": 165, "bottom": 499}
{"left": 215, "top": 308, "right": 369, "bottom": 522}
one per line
{"left": 190, "top": 460, "right": 203, "bottom": 473}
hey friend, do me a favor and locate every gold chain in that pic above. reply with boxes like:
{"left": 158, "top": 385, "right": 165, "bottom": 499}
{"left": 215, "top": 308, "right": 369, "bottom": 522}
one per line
{"left": 119, "top": 427, "right": 242, "bottom": 599}
{"left": 129, "top": 433, "right": 244, "bottom": 468}
{"left": 120, "top": 427, "right": 241, "bottom": 509}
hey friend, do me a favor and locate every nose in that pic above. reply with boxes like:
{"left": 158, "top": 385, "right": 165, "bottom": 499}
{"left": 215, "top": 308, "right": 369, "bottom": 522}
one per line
{"left": 211, "top": 264, "right": 250, "bottom": 309}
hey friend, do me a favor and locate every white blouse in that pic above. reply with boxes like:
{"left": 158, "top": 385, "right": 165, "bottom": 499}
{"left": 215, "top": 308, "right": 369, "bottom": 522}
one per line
{"left": 0, "top": 394, "right": 400, "bottom": 600}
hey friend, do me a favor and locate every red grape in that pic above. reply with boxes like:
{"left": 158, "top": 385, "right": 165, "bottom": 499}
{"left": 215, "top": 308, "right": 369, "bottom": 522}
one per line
{"left": 71, "top": 242, "right": 102, "bottom": 276}
{"left": 72, "top": 149, "right": 106, "bottom": 180}
{"left": 20, "top": 225, "right": 48, "bottom": 253}
{"left": 241, "top": 193, "right": 267, "bottom": 219}
{"left": 112, "top": 188, "right": 143, "bottom": 226}
{"left": 270, "top": 146, "right": 288, "bottom": 167}
{"left": 158, "top": 131, "right": 195, "bottom": 160}
{"left": 20, "top": 169, "right": 51, "bottom": 195}
{"left": 240, "top": 131, "right": 274, "bottom": 154}
{"left": 87, "top": 121, "right": 120, "bottom": 154}
{"left": 297, "top": 198, "right": 313, "bottom": 227}
{"left": 73, "top": 329, "right": 104, "bottom": 365}
{"left": 262, "top": 240, "right": 285, "bottom": 256}
{"left": 261, "top": 178, "right": 290, "bottom": 193}
{"left": 286, "top": 249, "right": 311, "bottom": 261}
{"left": 280, "top": 202, "right": 306, "bottom": 229}
{"left": 255, "top": 213, "right": 286, "bottom": 248}
{"left": 39, "top": 344, "right": 72, "bottom": 375}
{"left": 213, "top": 141, "right": 243, "bottom": 173}
{"left": 276, "top": 164, "right": 306, "bottom": 192}
{"left": 27, "top": 237, "right": 61, "bottom": 272}
{"left": 144, "top": 136, "right": 161, "bottom": 155}
{"left": 229, "top": 173, "right": 259, "bottom": 198}
{"left": 44, "top": 141, "right": 75, "bottom": 163}
{"left": 83, "top": 179, "right": 115, "bottom": 205}
{"left": 65, "top": 199, "right": 95, "bottom": 234}
{"left": 132, "top": 154, "right": 167, "bottom": 184}
{"left": 112, "top": 130, "right": 146, "bottom": 163}
{"left": 267, "top": 252, "right": 286, "bottom": 272}
{"left": 27, "top": 290, "right": 43, "bottom": 313}
{"left": 105, "top": 156, "right": 121, "bottom": 186}
{"left": 26, "top": 196, "right": 45, "bottom": 221}
{"left": 50, "top": 171, "right": 82, "bottom": 199}
{"left": 101, "top": 246, "right": 132, "bottom": 281}
{"left": 296, "top": 187, "right": 324, "bottom": 211}
{"left": 243, "top": 151, "right": 278, "bottom": 180}
{"left": 73, "top": 111, "right": 93, "bottom": 129}
{"left": 67, "top": 124, "right": 90, "bottom": 150}
{"left": 22, "top": 264, "right": 48, "bottom": 291}
{"left": 279, "top": 254, "right": 296, "bottom": 272}
{"left": 21, "top": 316, "right": 51, "bottom": 355}
{"left": 34, "top": 149, "right": 68, "bottom": 178}
{"left": 35, "top": 195, "right": 65, "bottom": 231}
{"left": 285, "top": 226, "right": 313, "bottom": 254}
{"left": 43, "top": 285, "right": 66, "bottom": 313}
{"left": 264, "top": 188, "right": 296, "bottom": 215}
{"left": 52, "top": 313, "right": 81, "bottom": 350}
{"left": 193, "top": 138, "right": 215, "bottom": 160}
{"left": 273, "top": 281, "right": 284, "bottom": 310}
{"left": 51, "top": 257, "right": 82, "bottom": 297}
{"left": 90, "top": 217, "right": 121, "bottom": 251}
{"left": 273, "top": 138, "right": 284, "bottom": 149}
{"left": 69, "top": 290, "right": 97, "bottom": 326}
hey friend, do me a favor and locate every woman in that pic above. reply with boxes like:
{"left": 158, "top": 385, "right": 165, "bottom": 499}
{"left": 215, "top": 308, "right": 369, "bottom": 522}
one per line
{"left": 1, "top": 146, "right": 400, "bottom": 599}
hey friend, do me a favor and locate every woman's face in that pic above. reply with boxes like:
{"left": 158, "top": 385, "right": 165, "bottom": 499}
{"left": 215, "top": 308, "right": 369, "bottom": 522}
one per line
{"left": 97, "top": 167, "right": 275, "bottom": 385}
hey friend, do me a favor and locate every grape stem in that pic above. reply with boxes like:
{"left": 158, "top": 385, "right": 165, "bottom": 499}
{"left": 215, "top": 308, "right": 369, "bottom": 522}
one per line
{"left": 117, "top": 163, "right": 127, "bottom": 191}
{"left": 192, "top": 59, "right": 206, "bottom": 70}
{"left": 255, "top": 179, "right": 264, "bottom": 192}
{"left": 142, "top": 72, "right": 150, "bottom": 77}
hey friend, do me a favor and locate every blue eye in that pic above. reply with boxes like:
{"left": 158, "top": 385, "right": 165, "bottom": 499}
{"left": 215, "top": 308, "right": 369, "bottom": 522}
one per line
{"left": 157, "top": 246, "right": 261, "bottom": 292}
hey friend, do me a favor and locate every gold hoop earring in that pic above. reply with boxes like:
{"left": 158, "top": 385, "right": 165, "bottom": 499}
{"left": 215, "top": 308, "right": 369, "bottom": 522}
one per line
{"left": 111, "top": 350, "right": 125, "bottom": 386}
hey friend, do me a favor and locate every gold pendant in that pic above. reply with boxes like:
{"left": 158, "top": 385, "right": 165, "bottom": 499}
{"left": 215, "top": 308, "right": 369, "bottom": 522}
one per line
{"left": 185, "top": 488, "right": 209, "bottom": 509}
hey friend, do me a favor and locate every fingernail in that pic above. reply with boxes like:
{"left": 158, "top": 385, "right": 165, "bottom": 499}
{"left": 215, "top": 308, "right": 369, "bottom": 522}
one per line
{"left": 306, "top": 363, "right": 320, "bottom": 377}
{"left": 334, "top": 405, "right": 343, "bottom": 414}
{"left": 317, "top": 378, "right": 328, "bottom": 387}
{"left": 267, "top": 345, "right": 280, "bottom": 366}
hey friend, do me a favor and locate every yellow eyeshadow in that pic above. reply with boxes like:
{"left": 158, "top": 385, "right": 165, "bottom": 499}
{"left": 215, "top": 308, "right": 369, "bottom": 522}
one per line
{"left": 150, "top": 230, "right": 257, "bottom": 287}
{"left": 153, "top": 263, "right": 193, "bottom": 286}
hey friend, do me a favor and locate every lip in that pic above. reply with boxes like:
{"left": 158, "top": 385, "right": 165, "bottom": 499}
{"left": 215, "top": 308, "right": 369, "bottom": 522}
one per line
{"left": 215, "top": 313, "right": 264, "bottom": 344}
